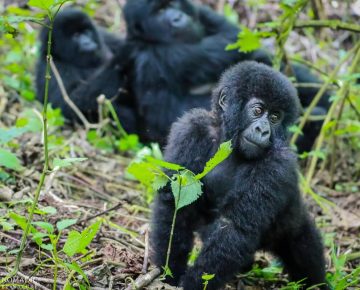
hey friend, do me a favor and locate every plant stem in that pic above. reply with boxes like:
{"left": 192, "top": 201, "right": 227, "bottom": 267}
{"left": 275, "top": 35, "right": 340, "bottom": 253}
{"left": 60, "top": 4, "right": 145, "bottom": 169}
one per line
{"left": 290, "top": 42, "right": 360, "bottom": 146}
{"left": 294, "top": 20, "right": 360, "bottom": 33}
{"left": 304, "top": 41, "right": 360, "bottom": 187}
{"left": 164, "top": 176, "right": 182, "bottom": 274}
{"left": 105, "top": 100, "right": 128, "bottom": 138}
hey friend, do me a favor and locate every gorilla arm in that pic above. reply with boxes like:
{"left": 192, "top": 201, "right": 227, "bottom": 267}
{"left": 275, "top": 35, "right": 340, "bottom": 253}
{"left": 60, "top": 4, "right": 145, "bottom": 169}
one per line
{"left": 150, "top": 109, "right": 217, "bottom": 284}
{"left": 181, "top": 156, "right": 299, "bottom": 290}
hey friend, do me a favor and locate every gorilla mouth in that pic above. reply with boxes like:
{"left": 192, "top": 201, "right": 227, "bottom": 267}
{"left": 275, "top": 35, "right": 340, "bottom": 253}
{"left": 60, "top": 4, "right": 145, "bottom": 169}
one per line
{"left": 243, "top": 137, "right": 261, "bottom": 148}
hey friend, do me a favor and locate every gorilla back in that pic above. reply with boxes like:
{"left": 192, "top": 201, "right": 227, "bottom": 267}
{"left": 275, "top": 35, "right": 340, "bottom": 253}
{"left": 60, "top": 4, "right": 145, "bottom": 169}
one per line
{"left": 150, "top": 61, "right": 327, "bottom": 290}
{"left": 36, "top": 8, "right": 136, "bottom": 132}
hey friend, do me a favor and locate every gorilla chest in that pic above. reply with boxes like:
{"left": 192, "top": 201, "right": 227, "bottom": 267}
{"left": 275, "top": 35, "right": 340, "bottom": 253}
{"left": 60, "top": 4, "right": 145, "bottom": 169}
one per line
{"left": 203, "top": 158, "right": 240, "bottom": 204}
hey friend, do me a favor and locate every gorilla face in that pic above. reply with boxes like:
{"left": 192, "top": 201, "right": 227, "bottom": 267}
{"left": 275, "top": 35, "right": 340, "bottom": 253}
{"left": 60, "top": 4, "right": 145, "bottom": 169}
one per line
{"left": 238, "top": 98, "right": 283, "bottom": 159}
{"left": 51, "top": 9, "right": 104, "bottom": 67}
{"left": 215, "top": 62, "right": 298, "bottom": 160}
{"left": 124, "top": 0, "right": 205, "bottom": 43}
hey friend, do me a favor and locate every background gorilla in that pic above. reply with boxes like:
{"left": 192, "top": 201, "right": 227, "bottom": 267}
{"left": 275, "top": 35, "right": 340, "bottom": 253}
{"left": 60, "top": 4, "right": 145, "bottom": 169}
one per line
{"left": 36, "top": 8, "right": 137, "bottom": 132}
{"left": 123, "top": 0, "right": 264, "bottom": 142}
{"left": 150, "top": 62, "right": 327, "bottom": 290}
{"left": 123, "top": 0, "right": 330, "bottom": 152}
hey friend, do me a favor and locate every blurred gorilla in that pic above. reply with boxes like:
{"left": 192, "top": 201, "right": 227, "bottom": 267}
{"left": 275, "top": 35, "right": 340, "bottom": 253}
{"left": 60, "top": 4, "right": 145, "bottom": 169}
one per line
{"left": 36, "top": 8, "right": 137, "bottom": 133}
{"left": 123, "top": 0, "right": 330, "bottom": 151}
{"left": 150, "top": 61, "right": 327, "bottom": 290}
{"left": 123, "top": 0, "right": 266, "bottom": 142}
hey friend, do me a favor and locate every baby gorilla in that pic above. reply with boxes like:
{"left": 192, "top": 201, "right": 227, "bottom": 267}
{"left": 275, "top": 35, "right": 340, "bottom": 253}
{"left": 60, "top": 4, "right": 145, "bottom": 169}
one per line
{"left": 151, "top": 61, "right": 327, "bottom": 290}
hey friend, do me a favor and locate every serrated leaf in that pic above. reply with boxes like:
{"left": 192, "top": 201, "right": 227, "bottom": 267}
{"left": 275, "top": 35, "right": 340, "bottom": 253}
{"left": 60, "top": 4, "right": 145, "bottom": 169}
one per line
{"left": 32, "top": 221, "right": 54, "bottom": 233}
{"left": 53, "top": 157, "right": 87, "bottom": 169}
{"left": 152, "top": 174, "right": 168, "bottom": 191}
{"left": 146, "top": 156, "right": 184, "bottom": 171}
{"left": 127, "top": 162, "right": 158, "bottom": 188}
{"left": 0, "top": 148, "right": 22, "bottom": 171}
{"left": 196, "top": 141, "right": 232, "bottom": 180}
{"left": 171, "top": 171, "right": 202, "bottom": 210}
{"left": 226, "top": 27, "right": 262, "bottom": 53}
{"left": 57, "top": 219, "right": 77, "bottom": 231}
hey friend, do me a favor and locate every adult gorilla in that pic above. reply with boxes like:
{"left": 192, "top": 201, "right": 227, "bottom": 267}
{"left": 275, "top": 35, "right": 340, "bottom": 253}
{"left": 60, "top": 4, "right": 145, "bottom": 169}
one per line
{"left": 123, "top": 0, "right": 265, "bottom": 142}
{"left": 150, "top": 61, "right": 328, "bottom": 290}
{"left": 124, "top": 0, "right": 330, "bottom": 152}
{"left": 36, "top": 8, "right": 137, "bottom": 132}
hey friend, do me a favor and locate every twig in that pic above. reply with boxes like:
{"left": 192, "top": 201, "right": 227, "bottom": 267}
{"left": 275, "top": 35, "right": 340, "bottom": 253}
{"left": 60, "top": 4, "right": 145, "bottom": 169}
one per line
{"left": 294, "top": 20, "right": 360, "bottom": 33}
{"left": 142, "top": 229, "right": 149, "bottom": 274}
{"left": 17, "top": 271, "right": 52, "bottom": 290}
{"left": 76, "top": 202, "right": 124, "bottom": 225}
{"left": 125, "top": 268, "right": 161, "bottom": 290}
{"left": 49, "top": 59, "right": 99, "bottom": 130}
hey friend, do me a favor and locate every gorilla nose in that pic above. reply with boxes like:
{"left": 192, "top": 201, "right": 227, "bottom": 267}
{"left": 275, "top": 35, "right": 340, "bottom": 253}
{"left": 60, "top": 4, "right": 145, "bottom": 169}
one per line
{"left": 255, "top": 126, "right": 270, "bottom": 137}
{"left": 171, "top": 11, "right": 186, "bottom": 27}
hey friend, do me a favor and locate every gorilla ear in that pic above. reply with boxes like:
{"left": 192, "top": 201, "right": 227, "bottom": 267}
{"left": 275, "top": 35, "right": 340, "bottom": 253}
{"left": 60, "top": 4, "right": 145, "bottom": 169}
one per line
{"left": 218, "top": 88, "right": 227, "bottom": 111}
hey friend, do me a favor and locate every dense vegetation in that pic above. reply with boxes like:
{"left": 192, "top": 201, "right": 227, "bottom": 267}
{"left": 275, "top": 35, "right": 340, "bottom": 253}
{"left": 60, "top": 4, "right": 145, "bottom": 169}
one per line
{"left": 0, "top": 0, "right": 359, "bottom": 289}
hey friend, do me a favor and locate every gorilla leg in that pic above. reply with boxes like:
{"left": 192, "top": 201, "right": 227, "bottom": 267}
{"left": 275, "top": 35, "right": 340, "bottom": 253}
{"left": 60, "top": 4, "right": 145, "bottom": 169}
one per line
{"left": 181, "top": 220, "right": 257, "bottom": 290}
{"left": 150, "top": 193, "right": 198, "bottom": 285}
{"left": 273, "top": 219, "right": 327, "bottom": 289}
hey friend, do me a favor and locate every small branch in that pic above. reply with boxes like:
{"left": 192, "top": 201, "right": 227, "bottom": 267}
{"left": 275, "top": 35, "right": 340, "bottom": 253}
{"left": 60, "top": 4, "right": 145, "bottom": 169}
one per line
{"left": 294, "top": 20, "right": 360, "bottom": 33}
{"left": 49, "top": 59, "right": 99, "bottom": 130}
{"left": 17, "top": 272, "right": 51, "bottom": 290}
{"left": 125, "top": 268, "right": 161, "bottom": 290}
{"left": 142, "top": 228, "right": 149, "bottom": 274}
{"left": 76, "top": 201, "right": 125, "bottom": 225}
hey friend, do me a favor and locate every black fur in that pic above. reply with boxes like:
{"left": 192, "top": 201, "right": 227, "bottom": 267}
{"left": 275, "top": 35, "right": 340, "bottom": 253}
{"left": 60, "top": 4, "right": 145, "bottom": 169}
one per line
{"left": 36, "top": 8, "right": 137, "bottom": 132}
{"left": 150, "top": 61, "right": 327, "bottom": 290}
{"left": 123, "top": 0, "right": 330, "bottom": 151}
{"left": 123, "top": 0, "right": 264, "bottom": 143}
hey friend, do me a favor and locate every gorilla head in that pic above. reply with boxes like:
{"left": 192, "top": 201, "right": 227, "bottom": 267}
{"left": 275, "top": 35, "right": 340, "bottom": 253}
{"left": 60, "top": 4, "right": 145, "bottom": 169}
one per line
{"left": 213, "top": 61, "right": 300, "bottom": 159}
{"left": 41, "top": 9, "right": 106, "bottom": 67}
{"left": 124, "top": 0, "right": 205, "bottom": 43}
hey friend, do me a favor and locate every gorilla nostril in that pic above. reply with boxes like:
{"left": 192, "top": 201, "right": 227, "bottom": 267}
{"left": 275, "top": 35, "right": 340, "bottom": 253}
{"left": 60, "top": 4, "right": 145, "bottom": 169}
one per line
{"left": 262, "top": 130, "right": 270, "bottom": 137}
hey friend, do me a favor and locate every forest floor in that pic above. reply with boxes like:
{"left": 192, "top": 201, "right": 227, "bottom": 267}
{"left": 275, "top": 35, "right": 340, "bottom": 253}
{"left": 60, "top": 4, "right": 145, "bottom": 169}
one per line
{"left": 0, "top": 0, "right": 359, "bottom": 289}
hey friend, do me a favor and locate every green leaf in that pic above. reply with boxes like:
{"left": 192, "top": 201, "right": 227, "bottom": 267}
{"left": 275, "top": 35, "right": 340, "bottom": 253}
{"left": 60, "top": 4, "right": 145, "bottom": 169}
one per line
{"left": 0, "top": 127, "right": 28, "bottom": 144}
{"left": 171, "top": 171, "right": 202, "bottom": 210}
{"left": 63, "top": 220, "right": 101, "bottom": 257}
{"left": 65, "top": 261, "right": 89, "bottom": 284}
{"left": 152, "top": 174, "right": 168, "bottom": 191}
{"left": 57, "top": 219, "right": 77, "bottom": 231}
{"left": 0, "top": 148, "right": 22, "bottom": 171}
{"left": 62, "top": 231, "right": 82, "bottom": 257}
{"left": 32, "top": 221, "right": 54, "bottom": 233}
{"left": 9, "top": 212, "right": 42, "bottom": 245}
{"left": 127, "top": 161, "right": 159, "bottom": 188}
{"left": 202, "top": 273, "right": 215, "bottom": 281}
{"left": 40, "top": 206, "right": 57, "bottom": 215}
{"left": 0, "top": 245, "right": 8, "bottom": 252}
{"left": 196, "top": 141, "right": 232, "bottom": 180}
{"left": 53, "top": 157, "right": 87, "bottom": 169}
{"left": 226, "top": 27, "right": 262, "bottom": 53}
{"left": 28, "top": 0, "right": 55, "bottom": 10}
{"left": 40, "top": 243, "right": 53, "bottom": 251}
{"left": 146, "top": 156, "right": 184, "bottom": 171}
{"left": 118, "top": 134, "right": 139, "bottom": 151}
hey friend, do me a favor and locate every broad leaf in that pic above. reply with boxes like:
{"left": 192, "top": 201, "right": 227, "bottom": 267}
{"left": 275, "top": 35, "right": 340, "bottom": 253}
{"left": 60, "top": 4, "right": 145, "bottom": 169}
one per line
{"left": 32, "top": 221, "right": 54, "bottom": 233}
{"left": 171, "top": 171, "right": 202, "bottom": 210}
{"left": 57, "top": 219, "right": 77, "bottom": 231}
{"left": 196, "top": 141, "right": 232, "bottom": 179}
{"left": 0, "top": 148, "right": 22, "bottom": 171}
{"left": 146, "top": 156, "right": 184, "bottom": 171}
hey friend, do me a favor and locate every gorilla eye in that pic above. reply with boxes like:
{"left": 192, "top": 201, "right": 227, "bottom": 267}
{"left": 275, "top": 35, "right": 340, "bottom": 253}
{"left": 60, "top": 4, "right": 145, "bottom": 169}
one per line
{"left": 270, "top": 112, "right": 280, "bottom": 123}
{"left": 253, "top": 106, "right": 264, "bottom": 116}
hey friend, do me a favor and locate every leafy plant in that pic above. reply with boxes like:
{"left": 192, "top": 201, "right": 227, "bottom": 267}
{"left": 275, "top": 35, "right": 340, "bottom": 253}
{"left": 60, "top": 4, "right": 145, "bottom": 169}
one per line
{"left": 127, "top": 140, "right": 232, "bottom": 277}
